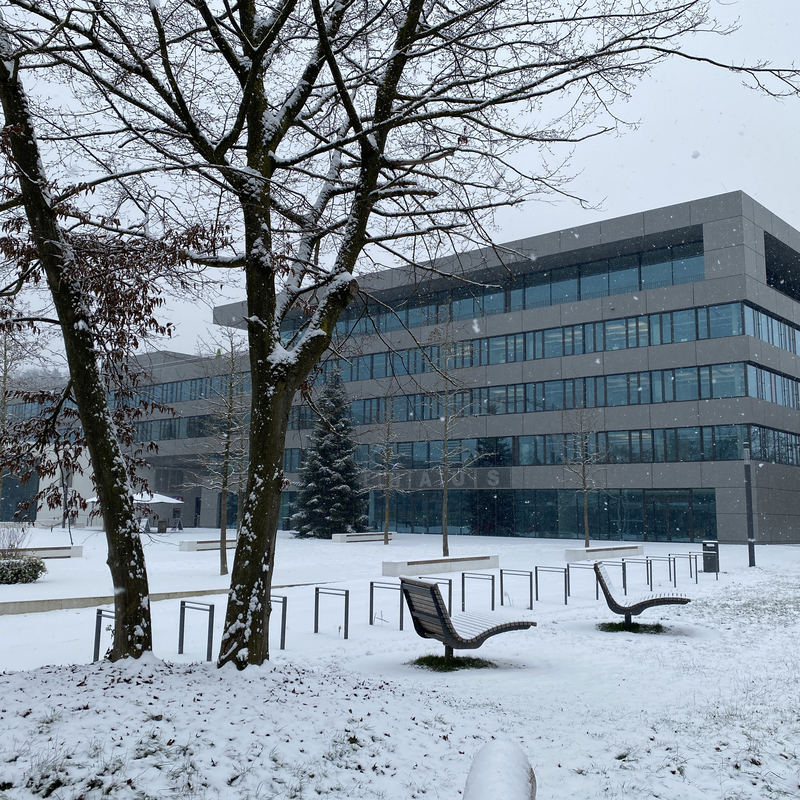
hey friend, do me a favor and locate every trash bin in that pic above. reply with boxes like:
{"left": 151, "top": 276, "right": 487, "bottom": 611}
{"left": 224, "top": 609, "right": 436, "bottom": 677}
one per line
{"left": 702, "top": 540, "right": 719, "bottom": 573}
{"left": 157, "top": 520, "right": 168, "bottom": 534}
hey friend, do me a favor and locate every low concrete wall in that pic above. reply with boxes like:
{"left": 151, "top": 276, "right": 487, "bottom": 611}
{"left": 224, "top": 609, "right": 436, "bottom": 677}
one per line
{"left": 17, "top": 546, "right": 84, "bottom": 559}
{"left": 332, "top": 532, "right": 396, "bottom": 543}
{"left": 565, "top": 545, "right": 643, "bottom": 562}
{"left": 179, "top": 538, "right": 238, "bottom": 552}
{"left": 383, "top": 554, "right": 498, "bottom": 577}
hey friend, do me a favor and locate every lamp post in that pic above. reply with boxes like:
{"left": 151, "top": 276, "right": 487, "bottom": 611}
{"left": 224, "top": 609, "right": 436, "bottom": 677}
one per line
{"left": 743, "top": 443, "right": 756, "bottom": 567}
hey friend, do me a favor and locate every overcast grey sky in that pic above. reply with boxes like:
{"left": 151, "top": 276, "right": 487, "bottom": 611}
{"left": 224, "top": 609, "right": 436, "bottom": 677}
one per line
{"left": 163, "top": 0, "right": 800, "bottom": 352}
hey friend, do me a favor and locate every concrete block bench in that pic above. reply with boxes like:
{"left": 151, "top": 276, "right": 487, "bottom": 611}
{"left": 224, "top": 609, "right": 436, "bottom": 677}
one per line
{"left": 565, "top": 544, "right": 643, "bottom": 563}
{"left": 179, "top": 538, "right": 238, "bottom": 552}
{"left": 17, "top": 545, "right": 83, "bottom": 559}
{"left": 332, "top": 531, "right": 396, "bottom": 543}
{"left": 383, "top": 554, "right": 498, "bottom": 577}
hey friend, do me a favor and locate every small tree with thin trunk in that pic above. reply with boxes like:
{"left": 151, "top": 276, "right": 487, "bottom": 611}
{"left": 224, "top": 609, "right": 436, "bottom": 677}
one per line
{"left": 370, "top": 405, "right": 405, "bottom": 545}
{"left": 426, "top": 323, "right": 474, "bottom": 556}
{"left": 187, "top": 330, "right": 249, "bottom": 575}
{"left": 292, "top": 372, "right": 367, "bottom": 539}
{"left": 561, "top": 406, "right": 606, "bottom": 548}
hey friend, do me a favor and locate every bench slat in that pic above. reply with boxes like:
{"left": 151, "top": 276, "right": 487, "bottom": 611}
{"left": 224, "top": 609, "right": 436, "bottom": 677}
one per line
{"left": 400, "top": 577, "right": 535, "bottom": 654}
{"left": 594, "top": 562, "right": 690, "bottom": 623}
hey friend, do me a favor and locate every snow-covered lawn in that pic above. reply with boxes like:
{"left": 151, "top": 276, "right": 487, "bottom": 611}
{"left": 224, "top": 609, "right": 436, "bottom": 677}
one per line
{"left": 1, "top": 530, "right": 799, "bottom": 799}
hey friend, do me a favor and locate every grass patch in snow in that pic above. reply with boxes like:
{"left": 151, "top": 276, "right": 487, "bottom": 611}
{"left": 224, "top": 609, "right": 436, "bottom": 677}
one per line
{"left": 596, "top": 621, "right": 667, "bottom": 634}
{"left": 411, "top": 654, "right": 497, "bottom": 671}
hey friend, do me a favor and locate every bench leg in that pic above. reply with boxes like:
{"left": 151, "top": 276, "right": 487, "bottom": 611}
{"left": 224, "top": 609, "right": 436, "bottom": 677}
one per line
{"left": 624, "top": 612, "right": 632, "bottom": 626}
{"left": 444, "top": 645, "right": 453, "bottom": 664}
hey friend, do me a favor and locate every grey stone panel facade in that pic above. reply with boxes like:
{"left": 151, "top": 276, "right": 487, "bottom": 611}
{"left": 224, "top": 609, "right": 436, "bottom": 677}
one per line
{"left": 136, "top": 191, "right": 800, "bottom": 545}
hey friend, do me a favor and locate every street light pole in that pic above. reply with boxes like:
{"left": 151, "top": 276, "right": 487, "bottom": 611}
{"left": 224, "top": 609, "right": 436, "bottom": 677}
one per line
{"left": 743, "top": 444, "right": 756, "bottom": 567}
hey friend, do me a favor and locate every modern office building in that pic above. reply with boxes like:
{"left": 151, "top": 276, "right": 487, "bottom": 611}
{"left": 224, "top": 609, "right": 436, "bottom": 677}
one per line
{"left": 11, "top": 190, "right": 800, "bottom": 544}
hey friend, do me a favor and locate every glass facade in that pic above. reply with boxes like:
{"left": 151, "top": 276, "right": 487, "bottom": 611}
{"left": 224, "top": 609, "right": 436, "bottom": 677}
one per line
{"left": 369, "top": 487, "right": 716, "bottom": 542}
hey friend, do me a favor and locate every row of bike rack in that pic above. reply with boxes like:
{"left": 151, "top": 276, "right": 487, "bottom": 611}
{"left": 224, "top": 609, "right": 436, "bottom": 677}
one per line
{"left": 92, "top": 595, "right": 288, "bottom": 663}
{"left": 93, "top": 553, "right": 718, "bottom": 659}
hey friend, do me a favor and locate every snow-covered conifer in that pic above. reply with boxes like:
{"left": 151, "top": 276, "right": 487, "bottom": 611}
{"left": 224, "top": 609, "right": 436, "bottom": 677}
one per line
{"left": 292, "top": 372, "right": 367, "bottom": 539}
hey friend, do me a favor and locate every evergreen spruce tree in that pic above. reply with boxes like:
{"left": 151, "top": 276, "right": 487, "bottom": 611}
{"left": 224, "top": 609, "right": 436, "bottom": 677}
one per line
{"left": 292, "top": 372, "right": 368, "bottom": 538}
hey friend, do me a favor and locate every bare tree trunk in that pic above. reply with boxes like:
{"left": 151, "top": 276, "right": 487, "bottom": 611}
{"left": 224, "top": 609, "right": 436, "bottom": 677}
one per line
{"left": 217, "top": 377, "right": 293, "bottom": 667}
{"left": 219, "top": 483, "right": 229, "bottom": 576}
{"left": 442, "top": 460, "right": 450, "bottom": 557}
{"left": 383, "top": 467, "right": 391, "bottom": 545}
{"left": 583, "top": 488, "right": 590, "bottom": 549}
{"left": 0, "top": 46, "right": 152, "bottom": 659}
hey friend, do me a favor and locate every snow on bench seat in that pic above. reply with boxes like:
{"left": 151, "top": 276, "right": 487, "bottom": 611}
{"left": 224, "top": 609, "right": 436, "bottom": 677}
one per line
{"left": 594, "top": 561, "right": 690, "bottom": 625}
{"left": 400, "top": 577, "right": 535, "bottom": 662}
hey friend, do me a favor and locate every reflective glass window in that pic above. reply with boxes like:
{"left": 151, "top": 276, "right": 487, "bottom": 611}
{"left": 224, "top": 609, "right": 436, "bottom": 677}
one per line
{"left": 674, "top": 367, "right": 699, "bottom": 401}
{"left": 481, "top": 290, "right": 505, "bottom": 316}
{"left": 545, "top": 436, "right": 563, "bottom": 464}
{"left": 489, "top": 385, "right": 507, "bottom": 415}
{"left": 697, "top": 306, "right": 709, "bottom": 339}
{"left": 637, "top": 316, "right": 649, "bottom": 347}
{"left": 605, "top": 319, "right": 627, "bottom": 351}
{"left": 709, "top": 303, "right": 742, "bottom": 338}
{"left": 488, "top": 336, "right": 506, "bottom": 364}
{"left": 677, "top": 427, "right": 701, "bottom": 461}
{"left": 543, "top": 381, "right": 564, "bottom": 410}
{"left": 712, "top": 363, "right": 746, "bottom": 398}
{"left": 608, "top": 255, "right": 639, "bottom": 295}
{"left": 451, "top": 294, "right": 475, "bottom": 320}
{"left": 714, "top": 425, "right": 742, "bottom": 460}
{"left": 572, "top": 325, "right": 584, "bottom": 355}
{"left": 525, "top": 274, "right": 551, "bottom": 308}
{"left": 640, "top": 430, "right": 653, "bottom": 462}
{"left": 672, "top": 242, "right": 704, "bottom": 284}
{"left": 606, "top": 374, "right": 628, "bottom": 406}
{"left": 672, "top": 309, "right": 696, "bottom": 343}
{"left": 544, "top": 328, "right": 563, "bottom": 358}
{"left": 649, "top": 314, "right": 662, "bottom": 346}
{"left": 551, "top": 267, "right": 578, "bottom": 303}
{"left": 607, "top": 431, "right": 630, "bottom": 463}
{"left": 641, "top": 249, "right": 672, "bottom": 289}
{"left": 580, "top": 260, "right": 608, "bottom": 299}
{"left": 519, "top": 436, "right": 535, "bottom": 465}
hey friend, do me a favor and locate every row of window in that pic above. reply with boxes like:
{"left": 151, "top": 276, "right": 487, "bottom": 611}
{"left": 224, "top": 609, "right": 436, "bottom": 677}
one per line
{"left": 346, "top": 362, "right": 759, "bottom": 426}
{"left": 52, "top": 296, "right": 794, "bottom": 424}
{"left": 132, "top": 361, "right": 800, "bottom": 444}
{"left": 281, "top": 241, "right": 705, "bottom": 338}
{"left": 325, "top": 301, "right": 746, "bottom": 383}
{"left": 138, "top": 373, "right": 252, "bottom": 406}
{"left": 342, "top": 424, "right": 799, "bottom": 471}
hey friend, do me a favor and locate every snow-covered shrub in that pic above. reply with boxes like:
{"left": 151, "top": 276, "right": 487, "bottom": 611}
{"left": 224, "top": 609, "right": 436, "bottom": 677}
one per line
{"left": 0, "top": 554, "right": 47, "bottom": 584}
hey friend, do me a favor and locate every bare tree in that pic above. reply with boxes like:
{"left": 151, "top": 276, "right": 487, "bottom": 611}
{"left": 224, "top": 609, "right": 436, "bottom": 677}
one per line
{"left": 426, "top": 323, "right": 476, "bottom": 556}
{"left": 2, "top": 0, "right": 797, "bottom": 667}
{"left": 189, "top": 329, "right": 250, "bottom": 575}
{"left": 370, "top": 407, "right": 404, "bottom": 545}
{"left": 0, "top": 38, "right": 197, "bottom": 657}
{"left": 561, "top": 406, "right": 606, "bottom": 549}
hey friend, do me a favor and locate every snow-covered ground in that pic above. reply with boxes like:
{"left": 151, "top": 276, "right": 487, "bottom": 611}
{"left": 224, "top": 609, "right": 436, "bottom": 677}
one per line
{"left": 1, "top": 529, "right": 799, "bottom": 799}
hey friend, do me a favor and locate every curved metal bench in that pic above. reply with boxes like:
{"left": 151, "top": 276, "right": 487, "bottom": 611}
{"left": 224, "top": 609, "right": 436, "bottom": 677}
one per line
{"left": 400, "top": 577, "right": 535, "bottom": 662}
{"left": 593, "top": 561, "right": 690, "bottom": 625}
